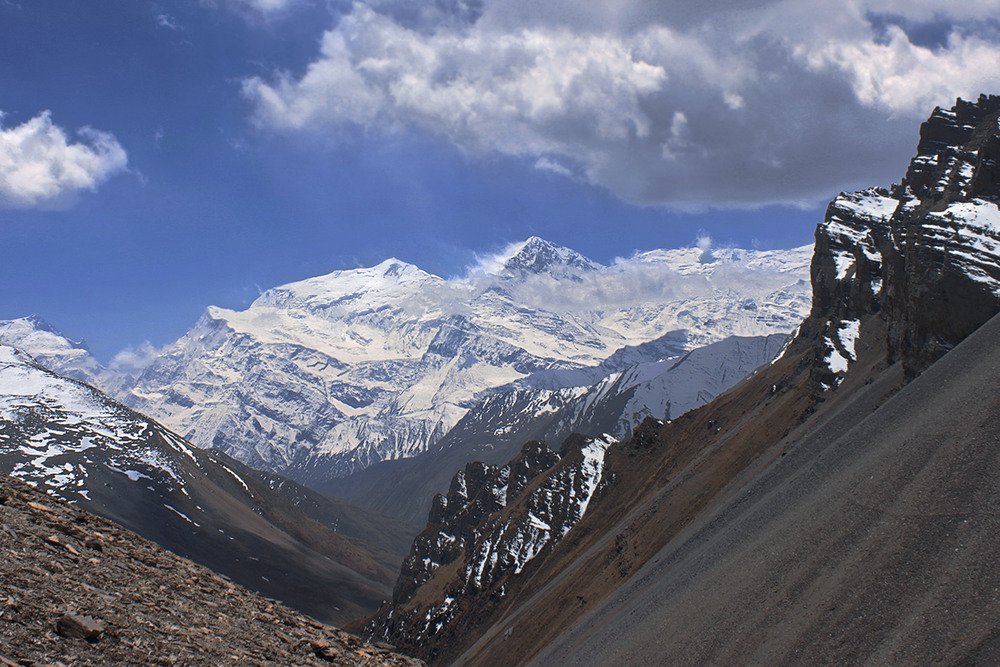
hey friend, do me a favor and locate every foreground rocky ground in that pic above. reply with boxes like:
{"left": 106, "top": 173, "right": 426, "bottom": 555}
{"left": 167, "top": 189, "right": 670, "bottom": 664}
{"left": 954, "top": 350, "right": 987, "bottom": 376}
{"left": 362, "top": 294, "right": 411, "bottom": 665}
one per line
{"left": 0, "top": 474, "right": 422, "bottom": 667}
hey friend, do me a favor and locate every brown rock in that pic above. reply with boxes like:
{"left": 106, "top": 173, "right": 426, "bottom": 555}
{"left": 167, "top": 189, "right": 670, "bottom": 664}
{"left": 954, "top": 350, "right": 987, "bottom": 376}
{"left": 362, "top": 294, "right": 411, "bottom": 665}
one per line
{"left": 55, "top": 613, "right": 105, "bottom": 642}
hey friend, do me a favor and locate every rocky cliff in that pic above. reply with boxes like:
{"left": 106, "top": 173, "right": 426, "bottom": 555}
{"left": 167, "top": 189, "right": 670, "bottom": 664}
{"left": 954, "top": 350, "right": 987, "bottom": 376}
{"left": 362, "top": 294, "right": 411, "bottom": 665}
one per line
{"left": 808, "top": 94, "right": 1000, "bottom": 383}
{"left": 363, "top": 435, "right": 611, "bottom": 663}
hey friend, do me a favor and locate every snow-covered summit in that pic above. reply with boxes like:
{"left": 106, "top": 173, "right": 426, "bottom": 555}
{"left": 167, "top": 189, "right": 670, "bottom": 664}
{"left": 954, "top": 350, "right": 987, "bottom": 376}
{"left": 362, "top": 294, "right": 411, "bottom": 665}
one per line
{"left": 113, "top": 237, "right": 811, "bottom": 484}
{"left": 0, "top": 316, "right": 101, "bottom": 386}
{"left": 498, "top": 236, "right": 603, "bottom": 279}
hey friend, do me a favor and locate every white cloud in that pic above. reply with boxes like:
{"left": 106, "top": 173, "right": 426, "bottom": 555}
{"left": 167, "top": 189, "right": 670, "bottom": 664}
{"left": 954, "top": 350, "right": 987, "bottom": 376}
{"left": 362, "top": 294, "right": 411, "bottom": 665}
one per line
{"left": 796, "top": 26, "right": 1000, "bottom": 115}
{"left": 0, "top": 111, "right": 128, "bottom": 210}
{"left": 243, "top": 1, "right": 1000, "bottom": 207}
{"left": 237, "top": 0, "right": 298, "bottom": 13}
{"left": 155, "top": 13, "right": 182, "bottom": 30}
{"left": 108, "top": 341, "right": 161, "bottom": 375}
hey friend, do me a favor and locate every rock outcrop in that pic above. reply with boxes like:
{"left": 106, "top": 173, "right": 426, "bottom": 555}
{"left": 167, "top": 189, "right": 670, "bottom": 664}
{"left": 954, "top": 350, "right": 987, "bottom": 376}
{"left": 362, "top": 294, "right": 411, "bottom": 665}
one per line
{"left": 808, "top": 94, "right": 1000, "bottom": 384}
{"left": 364, "top": 436, "right": 611, "bottom": 663}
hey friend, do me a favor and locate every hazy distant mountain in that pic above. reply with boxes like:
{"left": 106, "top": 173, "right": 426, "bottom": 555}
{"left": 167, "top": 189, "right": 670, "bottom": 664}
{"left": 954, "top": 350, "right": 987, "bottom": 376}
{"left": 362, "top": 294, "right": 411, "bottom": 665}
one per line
{"left": 116, "top": 236, "right": 811, "bottom": 486}
{"left": 0, "top": 315, "right": 102, "bottom": 385}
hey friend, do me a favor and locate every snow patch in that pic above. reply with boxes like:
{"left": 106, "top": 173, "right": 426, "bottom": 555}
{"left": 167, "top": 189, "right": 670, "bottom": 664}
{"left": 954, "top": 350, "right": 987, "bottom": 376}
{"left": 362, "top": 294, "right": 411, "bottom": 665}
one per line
{"left": 163, "top": 504, "right": 200, "bottom": 527}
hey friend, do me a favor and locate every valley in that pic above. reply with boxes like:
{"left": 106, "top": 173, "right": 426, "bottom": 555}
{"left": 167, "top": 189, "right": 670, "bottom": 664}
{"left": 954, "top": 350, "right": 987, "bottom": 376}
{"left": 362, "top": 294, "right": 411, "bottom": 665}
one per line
{"left": 3, "top": 95, "right": 1000, "bottom": 666}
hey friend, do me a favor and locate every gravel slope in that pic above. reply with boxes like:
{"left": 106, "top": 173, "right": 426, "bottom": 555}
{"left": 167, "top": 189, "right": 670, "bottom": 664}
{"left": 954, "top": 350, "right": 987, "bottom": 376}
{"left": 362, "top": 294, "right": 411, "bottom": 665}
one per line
{"left": 531, "top": 311, "right": 1000, "bottom": 666}
{"left": 0, "top": 474, "right": 423, "bottom": 667}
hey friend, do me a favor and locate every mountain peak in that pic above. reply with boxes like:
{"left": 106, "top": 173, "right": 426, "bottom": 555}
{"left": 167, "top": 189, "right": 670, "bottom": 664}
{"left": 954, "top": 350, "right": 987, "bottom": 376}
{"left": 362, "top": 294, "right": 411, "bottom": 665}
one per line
{"left": 374, "top": 257, "right": 424, "bottom": 279}
{"left": 0, "top": 316, "right": 93, "bottom": 362}
{"left": 500, "top": 237, "right": 602, "bottom": 277}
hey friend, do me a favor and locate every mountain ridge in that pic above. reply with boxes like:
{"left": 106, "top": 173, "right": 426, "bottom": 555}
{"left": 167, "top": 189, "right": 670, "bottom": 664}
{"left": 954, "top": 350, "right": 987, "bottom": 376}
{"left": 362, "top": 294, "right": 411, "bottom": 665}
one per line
{"left": 0, "top": 344, "right": 412, "bottom": 626}
{"left": 0, "top": 472, "right": 423, "bottom": 666}
{"left": 104, "top": 238, "right": 810, "bottom": 487}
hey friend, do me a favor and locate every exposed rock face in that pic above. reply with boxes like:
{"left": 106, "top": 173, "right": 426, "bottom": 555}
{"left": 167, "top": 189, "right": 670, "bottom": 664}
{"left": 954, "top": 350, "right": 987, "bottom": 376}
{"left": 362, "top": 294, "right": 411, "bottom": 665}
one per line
{"left": 0, "top": 474, "right": 423, "bottom": 666}
{"left": 808, "top": 94, "right": 1000, "bottom": 384}
{"left": 364, "top": 96, "right": 1000, "bottom": 666}
{"left": 364, "top": 436, "right": 611, "bottom": 663}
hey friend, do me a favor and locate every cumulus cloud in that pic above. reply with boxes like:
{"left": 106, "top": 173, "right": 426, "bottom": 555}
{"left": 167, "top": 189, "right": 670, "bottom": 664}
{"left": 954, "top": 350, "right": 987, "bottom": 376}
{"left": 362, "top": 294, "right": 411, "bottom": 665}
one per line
{"left": 243, "top": 0, "right": 1000, "bottom": 207}
{"left": 0, "top": 111, "right": 128, "bottom": 210}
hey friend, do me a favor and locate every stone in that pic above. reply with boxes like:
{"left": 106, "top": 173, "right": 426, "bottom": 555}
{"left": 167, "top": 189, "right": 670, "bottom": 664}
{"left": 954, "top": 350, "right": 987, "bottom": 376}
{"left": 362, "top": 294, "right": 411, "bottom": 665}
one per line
{"left": 55, "top": 613, "right": 104, "bottom": 642}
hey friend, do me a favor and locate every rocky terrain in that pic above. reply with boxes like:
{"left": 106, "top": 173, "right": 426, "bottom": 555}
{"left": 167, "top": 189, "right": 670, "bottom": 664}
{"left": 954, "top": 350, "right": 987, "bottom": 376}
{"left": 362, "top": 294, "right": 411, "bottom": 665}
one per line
{"left": 364, "top": 435, "right": 612, "bottom": 662}
{"left": 0, "top": 345, "right": 412, "bottom": 625}
{"left": 0, "top": 473, "right": 422, "bottom": 666}
{"left": 363, "top": 95, "right": 1000, "bottom": 665}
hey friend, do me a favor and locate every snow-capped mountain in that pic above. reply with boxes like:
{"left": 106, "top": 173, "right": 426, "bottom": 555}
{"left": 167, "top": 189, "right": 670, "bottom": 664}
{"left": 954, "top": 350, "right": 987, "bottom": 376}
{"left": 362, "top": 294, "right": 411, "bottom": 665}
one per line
{"left": 0, "top": 344, "right": 409, "bottom": 624}
{"left": 119, "top": 237, "right": 811, "bottom": 484}
{"left": 326, "top": 331, "right": 792, "bottom": 523}
{"left": 0, "top": 316, "right": 103, "bottom": 386}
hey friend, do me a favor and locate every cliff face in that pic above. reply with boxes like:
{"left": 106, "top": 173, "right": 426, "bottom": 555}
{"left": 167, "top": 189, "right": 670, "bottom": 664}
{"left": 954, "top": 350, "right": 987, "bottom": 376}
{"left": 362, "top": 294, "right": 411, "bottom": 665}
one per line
{"left": 365, "top": 96, "right": 1000, "bottom": 666}
{"left": 364, "top": 436, "right": 610, "bottom": 662}
{"left": 808, "top": 94, "right": 1000, "bottom": 383}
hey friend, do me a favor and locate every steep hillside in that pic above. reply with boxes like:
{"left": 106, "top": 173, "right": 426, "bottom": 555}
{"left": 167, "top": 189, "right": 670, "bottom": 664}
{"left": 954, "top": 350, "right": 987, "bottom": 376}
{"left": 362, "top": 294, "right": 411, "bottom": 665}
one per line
{"left": 0, "top": 345, "right": 408, "bottom": 626}
{"left": 0, "top": 473, "right": 422, "bottom": 666}
{"left": 530, "top": 276, "right": 1000, "bottom": 666}
{"left": 365, "top": 95, "right": 1000, "bottom": 664}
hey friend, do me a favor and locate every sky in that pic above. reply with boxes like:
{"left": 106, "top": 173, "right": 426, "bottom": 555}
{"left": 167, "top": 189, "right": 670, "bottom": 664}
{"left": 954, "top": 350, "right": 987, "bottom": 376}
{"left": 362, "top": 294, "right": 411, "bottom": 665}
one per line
{"left": 1, "top": 0, "right": 999, "bottom": 363}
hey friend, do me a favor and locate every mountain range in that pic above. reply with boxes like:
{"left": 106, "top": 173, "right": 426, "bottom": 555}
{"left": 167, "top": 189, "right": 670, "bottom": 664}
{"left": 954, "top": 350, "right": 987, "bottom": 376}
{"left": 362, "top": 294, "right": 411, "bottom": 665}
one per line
{"left": 118, "top": 238, "right": 810, "bottom": 488}
{"left": 0, "top": 236, "right": 810, "bottom": 492}
{"left": 5, "top": 91, "right": 999, "bottom": 667}
{"left": 0, "top": 344, "right": 416, "bottom": 626}
{"left": 360, "top": 94, "right": 1000, "bottom": 665}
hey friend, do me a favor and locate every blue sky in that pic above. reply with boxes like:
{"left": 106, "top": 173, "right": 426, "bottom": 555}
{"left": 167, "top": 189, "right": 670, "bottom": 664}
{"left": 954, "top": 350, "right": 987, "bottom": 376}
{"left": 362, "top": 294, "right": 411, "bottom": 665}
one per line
{"left": 1, "top": 0, "right": 999, "bottom": 362}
